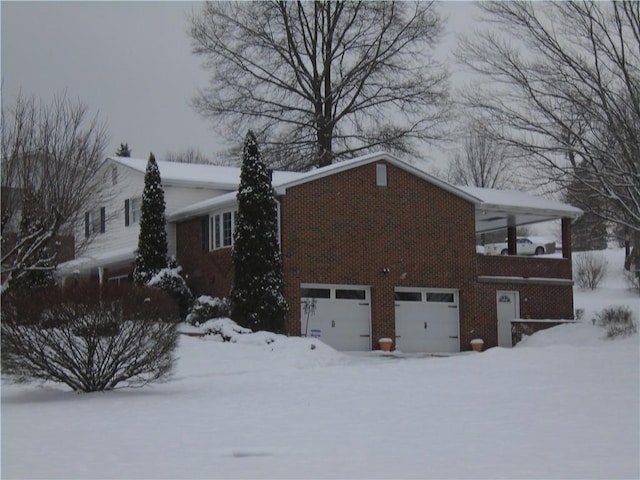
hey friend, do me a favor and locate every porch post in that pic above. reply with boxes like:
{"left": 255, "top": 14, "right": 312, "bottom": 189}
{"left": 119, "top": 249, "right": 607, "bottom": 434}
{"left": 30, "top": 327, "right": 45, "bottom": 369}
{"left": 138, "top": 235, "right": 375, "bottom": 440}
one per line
{"left": 98, "top": 266, "right": 105, "bottom": 285}
{"left": 507, "top": 222, "right": 517, "bottom": 255}
{"left": 561, "top": 217, "right": 572, "bottom": 259}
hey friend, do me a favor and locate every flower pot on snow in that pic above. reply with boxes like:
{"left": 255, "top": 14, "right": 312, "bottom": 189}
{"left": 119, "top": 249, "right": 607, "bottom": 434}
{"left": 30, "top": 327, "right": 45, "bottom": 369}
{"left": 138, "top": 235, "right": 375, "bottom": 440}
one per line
{"left": 379, "top": 338, "right": 393, "bottom": 352}
{"left": 470, "top": 338, "right": 484, "bottom": 352}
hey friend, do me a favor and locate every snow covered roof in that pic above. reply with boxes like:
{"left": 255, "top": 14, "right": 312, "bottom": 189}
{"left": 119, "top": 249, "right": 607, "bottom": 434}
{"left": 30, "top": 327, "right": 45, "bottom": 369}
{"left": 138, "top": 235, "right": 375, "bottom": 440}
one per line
{"left": 56, "top": 246, "right": 136, "bottom": 275}
{"left": 109, "top": 156, "right": 302, "bottom": 190}
{"left": 171, "top": 191, "right": 238, "bottom": 221}
{"left": 459, "top": 186, "right": 583, "bottom": 233}
{"left": 168, "top": 151, "right": 582, "bottom": 231}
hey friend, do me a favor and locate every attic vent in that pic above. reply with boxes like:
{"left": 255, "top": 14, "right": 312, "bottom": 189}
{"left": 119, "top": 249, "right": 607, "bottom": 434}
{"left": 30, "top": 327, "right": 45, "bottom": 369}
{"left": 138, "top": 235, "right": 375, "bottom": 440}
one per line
{"left": 376, "top": 164, "right": 387, "bottom": 187}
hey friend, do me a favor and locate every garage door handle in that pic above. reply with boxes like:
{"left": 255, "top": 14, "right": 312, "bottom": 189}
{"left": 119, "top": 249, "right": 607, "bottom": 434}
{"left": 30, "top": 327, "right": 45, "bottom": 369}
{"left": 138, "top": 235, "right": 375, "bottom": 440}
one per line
{"left": 359, "top": 334, "right": 370, "bottom": 338}
{"left": 331, "top": 320, "right": 335, "bottom": 328}
{"left": 448, "top": 305, "right": 457, "bottom": 309}
{"left": 449, "top": 336, "right": 458, "bottom": 339}
{"left": 359, "top": 303, "right": 369, "bottom": 306}
{"left": 424, "top": 321, "right": 428, "bottom": 330}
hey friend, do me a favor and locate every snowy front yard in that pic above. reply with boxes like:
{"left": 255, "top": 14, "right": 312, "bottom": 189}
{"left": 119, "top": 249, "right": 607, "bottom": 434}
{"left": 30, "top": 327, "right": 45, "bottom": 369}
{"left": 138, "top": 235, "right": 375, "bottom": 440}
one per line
{"left": 2, "top": 249, "right": 639, "bottom": 479}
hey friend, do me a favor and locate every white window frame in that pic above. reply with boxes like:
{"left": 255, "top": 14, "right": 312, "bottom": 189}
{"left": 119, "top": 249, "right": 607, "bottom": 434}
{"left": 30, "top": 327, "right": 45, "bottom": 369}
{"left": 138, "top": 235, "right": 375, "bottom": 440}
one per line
{"left": 130, "top": 197, "right": 142, "bottom": 224}
{"left": 209, "top": 209, "right": 237, "bottom": 250}
{"left": 376, "top": 163, "right": 387, "bottom": 187}
{"left": 89, "top": 207, "right": 102, "bottom": 234}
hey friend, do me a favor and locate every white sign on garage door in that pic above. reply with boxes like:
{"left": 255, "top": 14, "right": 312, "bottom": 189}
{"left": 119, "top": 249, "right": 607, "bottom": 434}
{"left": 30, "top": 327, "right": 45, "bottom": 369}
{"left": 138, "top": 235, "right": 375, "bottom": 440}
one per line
{"left": 300, "top": 284, "right": 371, "bottom": 351}
{"left": 394, "top": 287, "right": 460, "bottom": 353}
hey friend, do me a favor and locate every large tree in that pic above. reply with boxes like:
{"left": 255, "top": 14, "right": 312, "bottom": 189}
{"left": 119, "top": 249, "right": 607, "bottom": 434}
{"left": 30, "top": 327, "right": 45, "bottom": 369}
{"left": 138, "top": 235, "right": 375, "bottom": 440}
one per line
{"left": 230, "top": 131, "right": 288, "bottom": 333}
{"left": 456, "top": 2, "right": 640, "bottom": 252}
{"left": 189, "top": 1, "right": 449, "bottom": 170}
{"left": 133, "top": 153, "right": 168, "bottom": 285}
{"left": 1, "top": 92, "right": 108, "bottom": 292}
{"left": 115, "top": 143, "right": 131, "bottom": 157}
{"left": 445, "top": 122, "right": 517, "bottom": 189}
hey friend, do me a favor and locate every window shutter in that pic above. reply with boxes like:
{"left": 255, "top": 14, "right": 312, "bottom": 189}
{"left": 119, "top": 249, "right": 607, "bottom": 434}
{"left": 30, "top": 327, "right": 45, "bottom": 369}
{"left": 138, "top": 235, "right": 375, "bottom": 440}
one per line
{"left": 100, "top": 207, "right": 106, "bottom": 233}
{"left": 201, "top": 217, "right": 209, "bottom": 252}
{"left": 124, "top": 199, "right": 130, "bottom": 226}
{"left": 85, "top": 212, "right": 90, "bottom": 238}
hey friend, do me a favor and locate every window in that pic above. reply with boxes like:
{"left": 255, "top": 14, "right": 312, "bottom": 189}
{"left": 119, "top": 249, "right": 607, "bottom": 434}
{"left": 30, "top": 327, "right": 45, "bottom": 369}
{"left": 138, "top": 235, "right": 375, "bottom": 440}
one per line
{"left": 301, "top": 288, "right": 331, "bottom": 299}
{"left": 131, "top": 197, "right": 142, "bottom": 224}
{"left": 125, "top": 197, "right": 142, "bottom": 226}
{"left": 395, "top": 291, "right": 422, "bottom": 302}
{"left": 108, "top": 275, "right": 130, "bottom": 285}
{"left": 209, "top": 210, "right": 237, "bottom": 250}
{"left": 336, "top": 289, "right": 366, "bottom": 300}
{"left": 426, "top": 292, "right": 455, "bottom": 303}
{"left": 85, "top": 207, "right": 106, "bottom": 237}
{"left": 376, "top": 164, "right": 387, "bottom": 186}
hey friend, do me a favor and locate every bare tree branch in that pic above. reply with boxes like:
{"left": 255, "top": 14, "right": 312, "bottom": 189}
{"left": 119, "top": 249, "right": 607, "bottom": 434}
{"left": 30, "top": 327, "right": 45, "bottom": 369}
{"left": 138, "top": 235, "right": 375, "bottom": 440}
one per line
{"left": 456, "top": 1, "right": 640, "bottom": 238}
{"left": 189, "top": 1, "right": 450, "bottom": 170}
{"left": 1, "top": 92, "right": 108, "bottom": 292}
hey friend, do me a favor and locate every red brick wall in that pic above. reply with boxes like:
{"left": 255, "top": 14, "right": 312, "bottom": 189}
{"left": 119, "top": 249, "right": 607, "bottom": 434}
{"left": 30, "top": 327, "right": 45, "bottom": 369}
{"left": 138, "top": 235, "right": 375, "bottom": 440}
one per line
{"left": 176, "top": 217, "right": 233, "bottom": 299}
{"left": 279, "top": 161, "right": 478, "bottom": 346}
{"left": 478, "top": 255, "right": 572, "bottom": 279}
{"left": 473, "top": 282, "right": 574, "bottom": 348}
{"left": 173, "top": 160, "right": 577, "bottom": 352}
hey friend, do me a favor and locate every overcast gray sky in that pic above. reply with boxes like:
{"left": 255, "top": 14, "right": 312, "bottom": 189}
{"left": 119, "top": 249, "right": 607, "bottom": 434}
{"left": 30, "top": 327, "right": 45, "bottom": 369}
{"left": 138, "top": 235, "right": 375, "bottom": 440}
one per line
{"left": 1, "top": 1, "right": 479, "bottom": 164}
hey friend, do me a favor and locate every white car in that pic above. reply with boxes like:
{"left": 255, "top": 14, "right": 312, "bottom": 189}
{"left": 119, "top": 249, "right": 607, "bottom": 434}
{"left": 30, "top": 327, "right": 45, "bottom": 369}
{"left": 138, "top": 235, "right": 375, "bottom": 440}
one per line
{"left": 484, "top": 237, "right": 549, "bottom": 256}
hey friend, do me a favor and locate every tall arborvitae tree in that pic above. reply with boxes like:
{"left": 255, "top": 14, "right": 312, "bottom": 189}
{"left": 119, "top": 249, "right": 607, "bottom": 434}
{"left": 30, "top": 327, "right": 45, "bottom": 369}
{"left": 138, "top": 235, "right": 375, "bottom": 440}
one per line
{"left": 230, "top": 131, "right": 288, "bottom": 332}
{"left": 115, "top": 143, "right": 131, "bottom": 157}
{"left": 133, "top": 153, "right": 168, "bottom": 285}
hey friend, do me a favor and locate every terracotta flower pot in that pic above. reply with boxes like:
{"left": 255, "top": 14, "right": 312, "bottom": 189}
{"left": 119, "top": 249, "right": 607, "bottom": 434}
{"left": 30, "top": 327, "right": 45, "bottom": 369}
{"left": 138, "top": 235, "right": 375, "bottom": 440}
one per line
{"left": 379, "top": 338, "right": 393, "bottom": 352}
{"left": 470, "top": 338, "right": 484, "bottom": 352}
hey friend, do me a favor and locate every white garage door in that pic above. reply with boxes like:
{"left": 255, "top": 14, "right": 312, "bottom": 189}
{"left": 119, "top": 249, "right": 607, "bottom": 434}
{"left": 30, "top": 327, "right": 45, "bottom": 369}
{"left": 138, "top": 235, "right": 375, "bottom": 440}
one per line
{"left": 394, "top": 287, "right": 460, "bottom": 353}
{"left": 300, "top": 284, "right": 371, "bottom": 351}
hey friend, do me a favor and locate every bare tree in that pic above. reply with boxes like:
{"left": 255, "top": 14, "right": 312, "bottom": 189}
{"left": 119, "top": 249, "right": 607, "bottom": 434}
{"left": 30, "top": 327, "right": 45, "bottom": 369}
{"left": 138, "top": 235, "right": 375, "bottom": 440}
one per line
{"left": 189, "top": 1, "right": 450, "bottom": 170}
{"left": 163, "top": 147, "right": 212, "bottom": 165}
{"left": 456, "top": 1, "right": 640, "bottom": 245}
{"left": 1, "top": 93, "right": 108, "bottom": 292}
{"left": 445, "top": 122, "right": 516, "bottom": 189}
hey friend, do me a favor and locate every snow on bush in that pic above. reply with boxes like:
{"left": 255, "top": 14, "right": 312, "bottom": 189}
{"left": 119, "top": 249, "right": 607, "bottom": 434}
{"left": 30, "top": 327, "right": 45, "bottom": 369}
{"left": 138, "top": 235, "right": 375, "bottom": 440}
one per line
{"left": 185, "top": 295, "right": 229, "bottom": 325}
{"left": 181, "top": 318, "right": 253, "bottom": 342}
{"left": 147, "top": 266, "right": 193, "bottom": 319}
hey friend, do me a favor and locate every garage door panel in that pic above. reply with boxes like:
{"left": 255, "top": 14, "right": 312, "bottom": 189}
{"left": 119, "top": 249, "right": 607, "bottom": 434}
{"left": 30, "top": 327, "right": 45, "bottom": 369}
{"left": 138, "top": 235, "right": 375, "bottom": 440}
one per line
{"left": 395, "top": 288, "right": 459, "bottom": 353}
{"left": 301, "top": 285, "right": 371, "bottom": 351}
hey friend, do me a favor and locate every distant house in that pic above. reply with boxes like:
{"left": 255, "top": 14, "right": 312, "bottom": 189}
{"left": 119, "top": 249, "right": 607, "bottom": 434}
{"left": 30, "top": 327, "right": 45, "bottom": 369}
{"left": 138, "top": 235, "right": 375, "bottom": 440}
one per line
{"left": 60, "top": 152, "right": 582, "bottom": 352}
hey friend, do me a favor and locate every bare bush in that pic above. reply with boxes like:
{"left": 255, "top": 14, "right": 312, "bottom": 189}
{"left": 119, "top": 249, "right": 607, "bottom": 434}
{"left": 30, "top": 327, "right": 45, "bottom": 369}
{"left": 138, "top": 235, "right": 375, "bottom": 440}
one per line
{"left": 1, "top": 285, "right": 179, "bottom": 392}
{"left": 596, "top": 306, "right": 638, "bottom": 339}
{"left": 574, "top": 251, "right": 608, "bottom": 290}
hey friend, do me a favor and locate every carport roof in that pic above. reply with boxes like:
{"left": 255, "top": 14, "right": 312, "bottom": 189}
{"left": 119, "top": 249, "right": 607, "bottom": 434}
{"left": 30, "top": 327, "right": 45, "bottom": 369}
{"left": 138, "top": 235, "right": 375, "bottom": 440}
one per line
{"left": 459, "top": 186, "right": 583, "bottom": 233}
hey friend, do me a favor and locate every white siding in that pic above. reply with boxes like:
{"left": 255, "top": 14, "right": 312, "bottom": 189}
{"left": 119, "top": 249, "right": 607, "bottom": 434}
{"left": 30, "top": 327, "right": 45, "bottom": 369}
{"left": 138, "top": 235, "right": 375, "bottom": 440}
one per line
{"left": 78, "top": 160, "right": 231, "bottom": 264}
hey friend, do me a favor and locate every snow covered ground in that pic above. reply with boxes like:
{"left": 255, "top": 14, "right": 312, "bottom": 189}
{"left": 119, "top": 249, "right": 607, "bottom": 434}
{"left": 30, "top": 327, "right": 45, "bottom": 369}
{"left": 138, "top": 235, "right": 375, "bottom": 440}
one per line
{"left": 2, "top": 248, "right": 638, "bottom": 479}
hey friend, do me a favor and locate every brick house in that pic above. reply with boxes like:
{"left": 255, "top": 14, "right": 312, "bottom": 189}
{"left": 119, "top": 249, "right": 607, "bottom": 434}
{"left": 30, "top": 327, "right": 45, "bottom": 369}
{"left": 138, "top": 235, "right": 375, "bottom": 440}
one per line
{"left": 169, "top": 152, "right": 582, "bottom": 352}
{"left": 60, "top": 152, "right": 582, "bottom": 352}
